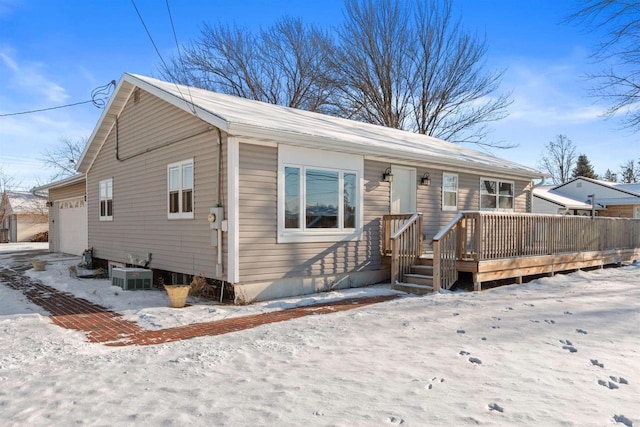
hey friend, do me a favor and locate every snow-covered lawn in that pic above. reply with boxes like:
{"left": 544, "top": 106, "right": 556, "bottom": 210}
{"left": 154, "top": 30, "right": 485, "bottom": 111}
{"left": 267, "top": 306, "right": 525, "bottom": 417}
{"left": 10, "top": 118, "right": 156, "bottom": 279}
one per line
{"left": 0, "top": 243, "right": 638, "bottom": 426}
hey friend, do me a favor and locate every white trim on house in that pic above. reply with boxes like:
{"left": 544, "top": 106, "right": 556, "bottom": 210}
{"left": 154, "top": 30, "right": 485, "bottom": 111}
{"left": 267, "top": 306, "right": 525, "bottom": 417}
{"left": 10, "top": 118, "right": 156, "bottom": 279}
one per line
{"left": 277, "top": 145, "right": 364, "bottom": 243}
{"left": 227, "top": 137, "right": 240, "bottom": 284}
{"left": 167, "top": 158, "right": 194, "bottom": 220}
{"left": 99, "top": 178, "right": 113, "bottom": 221}
{"left": 442, "top": 172, "right": 458, "bottom": 212}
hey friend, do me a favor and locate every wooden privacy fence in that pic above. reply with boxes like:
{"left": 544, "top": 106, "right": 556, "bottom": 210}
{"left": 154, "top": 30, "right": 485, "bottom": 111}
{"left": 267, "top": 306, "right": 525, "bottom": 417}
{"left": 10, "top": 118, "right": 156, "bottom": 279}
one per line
{"left": 383, "top": 213, "right": 423, "bottom": 284}
{"left": 433, "top": 212, "right": 640, "bottom": 291}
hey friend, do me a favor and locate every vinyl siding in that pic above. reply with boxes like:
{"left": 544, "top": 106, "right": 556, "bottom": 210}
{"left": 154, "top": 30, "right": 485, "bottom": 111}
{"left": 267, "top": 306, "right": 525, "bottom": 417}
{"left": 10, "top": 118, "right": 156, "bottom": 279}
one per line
{"left": 48, "top": 181, "right": 86, "bottom": 252}
{"left": 417, "top": 168, "right": 531, "bottom": 249}
{"left": 237, "top": 144, "right": 387, "bottom": 283}
{"left": 87, "top": 88, "right": 225, "bottom": 279}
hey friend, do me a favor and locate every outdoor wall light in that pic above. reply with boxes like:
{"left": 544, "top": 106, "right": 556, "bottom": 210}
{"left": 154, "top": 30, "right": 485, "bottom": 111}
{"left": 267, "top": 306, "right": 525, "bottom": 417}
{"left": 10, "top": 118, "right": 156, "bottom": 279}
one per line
{"left": 420, "top": 172, "right": 431, "bottom": 186}
{"left": 382, "top": 167, "right": 393, "bottom": 183}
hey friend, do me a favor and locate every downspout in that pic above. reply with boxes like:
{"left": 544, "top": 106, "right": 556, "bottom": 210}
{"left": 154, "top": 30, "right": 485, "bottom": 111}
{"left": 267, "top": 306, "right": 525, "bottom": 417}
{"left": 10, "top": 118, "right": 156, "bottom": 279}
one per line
{"left": 216, "top": 128, "right": 224, "bottom": 302}
{"left": 115, "top": 116, "right": 121, "bottom": 161}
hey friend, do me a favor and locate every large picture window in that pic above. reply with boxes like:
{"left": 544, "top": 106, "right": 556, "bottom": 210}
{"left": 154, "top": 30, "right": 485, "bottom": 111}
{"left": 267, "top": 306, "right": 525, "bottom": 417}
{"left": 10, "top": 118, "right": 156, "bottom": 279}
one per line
{"left": 279, "top": 146, "right": 363, "bottom": 242}
{"left": 442, "top": 173, "right": 458, "bottom": 211}
{"left": 168, "top": 159, "right": 194, "bottom": 219}
{"left": 480, "top": 178, "right": 514, "bottom": 211}
{"left": 99, "top": 178, "right": 113, "bottom": 221}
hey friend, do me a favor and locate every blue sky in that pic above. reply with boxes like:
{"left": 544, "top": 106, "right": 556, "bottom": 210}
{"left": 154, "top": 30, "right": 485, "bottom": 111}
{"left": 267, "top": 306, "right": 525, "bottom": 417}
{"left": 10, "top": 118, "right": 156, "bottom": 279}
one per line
{"left": 1, "top": 0, "right": 638, "bottom": 190}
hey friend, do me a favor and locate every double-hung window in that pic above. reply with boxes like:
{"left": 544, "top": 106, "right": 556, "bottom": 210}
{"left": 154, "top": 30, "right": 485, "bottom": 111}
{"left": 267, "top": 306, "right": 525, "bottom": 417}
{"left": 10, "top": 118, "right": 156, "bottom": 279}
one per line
{"left": 99, "top": 178, "right": 113, "bottom": 221}
{"left": 442, "top": 173, "right": 458, "bottom": 211}
{"left": 168, "top": 159, "right": 194, "bottom": 219}
{"left": 279, "top": 146, "right": 363, "bottom": 243}
{"left": 480, "top": 178, "right": 514, "bottom": 211}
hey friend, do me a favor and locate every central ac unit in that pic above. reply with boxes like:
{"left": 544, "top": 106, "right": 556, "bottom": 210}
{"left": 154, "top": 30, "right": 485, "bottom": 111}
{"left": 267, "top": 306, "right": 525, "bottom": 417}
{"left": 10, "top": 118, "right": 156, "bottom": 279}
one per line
{"left": 112, "top": 267, "right": 153, "bottom": 290}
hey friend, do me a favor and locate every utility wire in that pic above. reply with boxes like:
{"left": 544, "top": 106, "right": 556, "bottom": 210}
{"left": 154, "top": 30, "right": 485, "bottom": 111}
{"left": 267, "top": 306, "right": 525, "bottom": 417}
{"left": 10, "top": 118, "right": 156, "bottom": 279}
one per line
{"left": 0, "top": 80, "right": 116, "bottom": 117}
{"left": 131, "top": 0, "right": 197, "bottom": 114}
{"left": 0, "top": 100, "right": 93, "bottom": 117}
{"left": 165, "top": 0, "right": 196, "bottom": 114}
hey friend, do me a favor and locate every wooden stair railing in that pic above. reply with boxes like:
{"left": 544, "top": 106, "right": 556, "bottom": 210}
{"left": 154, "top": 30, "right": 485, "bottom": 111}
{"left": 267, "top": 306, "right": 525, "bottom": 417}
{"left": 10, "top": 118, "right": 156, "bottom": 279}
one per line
{"left": 388, "top": 213, "right": 423, "bottom": 285}
{"left": 432, "top": 213, "right": 465, "bottom": 291}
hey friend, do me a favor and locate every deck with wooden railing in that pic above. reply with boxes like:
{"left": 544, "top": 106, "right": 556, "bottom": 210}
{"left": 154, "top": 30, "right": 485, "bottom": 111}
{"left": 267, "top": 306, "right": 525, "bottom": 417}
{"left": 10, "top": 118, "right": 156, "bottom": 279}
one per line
{"left": 383, "top": 212, "right": 640, "bottom": 293}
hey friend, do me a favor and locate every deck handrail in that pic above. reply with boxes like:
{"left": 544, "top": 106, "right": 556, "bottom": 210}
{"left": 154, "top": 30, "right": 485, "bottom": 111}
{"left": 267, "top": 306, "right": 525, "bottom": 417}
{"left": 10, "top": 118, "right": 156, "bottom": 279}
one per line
{"left": 382, "top": 214, "right": 413, "bottom": 255}
{"left": 387, "top": 213, "right": 423, "bottom": 284}
{"left": 432, "top": 211, "right": 640, "bottom": 290}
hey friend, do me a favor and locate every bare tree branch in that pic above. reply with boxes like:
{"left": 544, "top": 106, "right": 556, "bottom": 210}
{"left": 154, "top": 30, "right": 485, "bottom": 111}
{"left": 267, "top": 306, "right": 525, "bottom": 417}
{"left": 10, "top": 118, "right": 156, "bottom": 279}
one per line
{"left": 538, "top": 135, "right": 578, "bottom": 185}
{"left": 39, "top": 136, "right": 87, "bottom": 181}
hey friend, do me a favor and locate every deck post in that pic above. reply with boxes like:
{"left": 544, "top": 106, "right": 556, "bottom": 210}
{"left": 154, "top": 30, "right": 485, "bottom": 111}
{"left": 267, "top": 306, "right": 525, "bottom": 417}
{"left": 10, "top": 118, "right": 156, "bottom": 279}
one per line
{"left": 516, "top": 276, "right": 522, "bottom": 284}
{"left": 433, "top": 240, "right": 441, "bottom": 292}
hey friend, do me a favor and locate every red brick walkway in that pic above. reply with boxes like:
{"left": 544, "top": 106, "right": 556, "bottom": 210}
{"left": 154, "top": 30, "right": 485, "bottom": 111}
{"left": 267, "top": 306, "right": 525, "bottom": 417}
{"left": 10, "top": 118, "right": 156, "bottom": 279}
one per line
{"left": 0, "top": 268, "right": 398, "bottom": 347}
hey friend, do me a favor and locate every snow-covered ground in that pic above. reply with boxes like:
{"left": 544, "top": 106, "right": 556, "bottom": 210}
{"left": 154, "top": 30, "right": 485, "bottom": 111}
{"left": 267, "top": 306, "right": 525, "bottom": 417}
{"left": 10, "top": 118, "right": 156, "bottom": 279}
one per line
{"left": 0, "top": 243, "right": 638, "bottom": 426}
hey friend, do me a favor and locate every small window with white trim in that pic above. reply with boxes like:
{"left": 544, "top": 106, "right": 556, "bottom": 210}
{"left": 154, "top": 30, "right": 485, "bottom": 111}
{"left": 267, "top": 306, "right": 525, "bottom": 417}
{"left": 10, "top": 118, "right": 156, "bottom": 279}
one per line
{"left": 168, "top": 159, "right": 194, "bottom": 219}
{"left": 278, "top": 145, "right": 363, "bottom": 243}
{"left": 442, "top": 173, "right": 458, "bottom": 211}
{"left": 99, "top": 178, "right": 113, "bottom": 221}
{"left": 480, "top": 178, "right": 514, "bottom": 211}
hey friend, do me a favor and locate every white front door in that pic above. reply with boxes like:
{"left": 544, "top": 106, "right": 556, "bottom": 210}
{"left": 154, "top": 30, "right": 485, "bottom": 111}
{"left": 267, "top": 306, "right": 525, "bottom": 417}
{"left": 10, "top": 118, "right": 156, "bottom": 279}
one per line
{"left": 390, "top": 166, "right": 417, "bottom": 214}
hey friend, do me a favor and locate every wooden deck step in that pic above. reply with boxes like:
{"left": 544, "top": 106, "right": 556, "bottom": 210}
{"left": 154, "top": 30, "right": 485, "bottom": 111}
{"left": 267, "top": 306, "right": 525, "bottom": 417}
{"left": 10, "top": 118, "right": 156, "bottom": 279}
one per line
{"left": 411, "top": 265, "right": 433, "bottom": 276}
{"left": 392, "top": 282, "right": 434, "bottom": 295}
{"left": 401, "top": 273, "right": 433, "bottom": 286}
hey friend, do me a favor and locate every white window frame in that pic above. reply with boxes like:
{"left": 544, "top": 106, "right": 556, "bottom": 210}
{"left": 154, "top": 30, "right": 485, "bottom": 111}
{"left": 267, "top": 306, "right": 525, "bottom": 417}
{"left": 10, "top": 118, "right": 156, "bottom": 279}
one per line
{"left": 634, "top": 206, "right": 640, "bottom": 219}
{"left": 442, "top": 172, "right": 458, "bottom": 212}
{"left": 167, "top": 158, "right": 194, "bottom": 220}
{"left": 99, "top": 178, "right": 113, "bottom": 221}
{"left": 480, "top": 177, "right": 515, "bottom": 211}
{"left": 278, "top": 145, "right": 363, "bottom": 243}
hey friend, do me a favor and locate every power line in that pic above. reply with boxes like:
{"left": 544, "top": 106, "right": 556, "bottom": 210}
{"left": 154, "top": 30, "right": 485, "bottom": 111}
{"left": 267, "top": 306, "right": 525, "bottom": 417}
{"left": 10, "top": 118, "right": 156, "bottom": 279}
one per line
{"left": 0, "top": 80, "right": 116, "bottom": 118}
{"left": 0, "top": 100, "right": 93, "bottom": 117}
{"left": 165, "top": 0, "right": 196, "bottom": 113}
{"left": 131, "top": 0, "right": 197, "bottom": 114}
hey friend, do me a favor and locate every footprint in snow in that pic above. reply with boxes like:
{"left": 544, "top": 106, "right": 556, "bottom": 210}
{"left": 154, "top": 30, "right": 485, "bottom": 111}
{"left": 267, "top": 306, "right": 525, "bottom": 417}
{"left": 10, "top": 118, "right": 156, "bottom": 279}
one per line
{"left": 426, "top": 377, "right": 445, "bottom": 390}
{"left": 610, "top": 376, "right": 629, "bottom": 385}
{"left": 505, "top": 307, "right": 514, "bottom": 311}
{"left": 481, "top": 337, "right": 487, "bottom": 341}
{"left": 492, "top": 317, "right": 501, "bottom": 321}
{"left": 386, "top": 416, "right": 404, "bottom": 425}
{"left": 613, "top": 414, "right": 633, "bottom": 427}
{"left": 459, "top": 350, "right": 470, "bottom": 356}
{"left": 559, "top": 339, "right": 577, "bottom": 353}
{"left": 544, "top": 319, "right": 556, "bottom": 325}
{"left": 456, "top": 329, "right": 466, "bottom": 334}
{"left": 491, "top": 325, "right": 500, "bottom": 329}
{"left": 529, "top": 320, "right": 540, "bottom": 323}
{"left": 488, "top": 403, "right": 504, "bottom": 413}
{"left": 523, "top": 303, "right": 535, "bottom": 307}
{"left": 591, "top": 359, "right": 604, "bottom": 368}
{"left": 598, "top": 379, "right": 619, "bottom": 389}
{"left": 469, "top": 357, "right": 482, "bottom": 365}
{"left": 564, "top": 311, "right": 573, "bottom": 315}
{"left": 576, "top": 328, "right": 588, "bottom": 334}
{"left": 452, "top": 312, "right": 460, "bottom": 316}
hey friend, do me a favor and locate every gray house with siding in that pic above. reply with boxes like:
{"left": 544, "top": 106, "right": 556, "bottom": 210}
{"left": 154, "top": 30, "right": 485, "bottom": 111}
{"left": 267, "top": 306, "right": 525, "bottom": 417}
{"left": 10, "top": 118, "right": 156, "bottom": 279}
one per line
{"left": 75, "top": 73, "right": 543, "bottom": 303}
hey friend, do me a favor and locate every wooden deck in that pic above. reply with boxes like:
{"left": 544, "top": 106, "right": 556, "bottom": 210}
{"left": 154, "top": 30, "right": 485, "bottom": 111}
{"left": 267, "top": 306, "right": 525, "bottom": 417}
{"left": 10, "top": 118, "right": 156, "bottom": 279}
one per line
{"left": 383, "top": 212, "right": 640, "bottom": 294}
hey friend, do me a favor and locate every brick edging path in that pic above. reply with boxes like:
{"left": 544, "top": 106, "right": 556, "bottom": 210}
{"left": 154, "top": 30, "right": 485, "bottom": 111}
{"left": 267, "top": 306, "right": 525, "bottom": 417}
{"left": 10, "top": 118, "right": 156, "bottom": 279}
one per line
{"left": 0, "top": 268, "right": 398, "bottom": 347}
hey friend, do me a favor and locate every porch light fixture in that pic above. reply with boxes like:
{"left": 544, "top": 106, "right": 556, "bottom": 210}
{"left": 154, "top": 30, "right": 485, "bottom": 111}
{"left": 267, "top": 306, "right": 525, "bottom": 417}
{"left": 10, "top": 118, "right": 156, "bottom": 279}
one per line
{"left": 420, "top": 172, "right": 431, "bottom": 186}
{"left": 382, "top": 167, "right": 393, "bottom": 183}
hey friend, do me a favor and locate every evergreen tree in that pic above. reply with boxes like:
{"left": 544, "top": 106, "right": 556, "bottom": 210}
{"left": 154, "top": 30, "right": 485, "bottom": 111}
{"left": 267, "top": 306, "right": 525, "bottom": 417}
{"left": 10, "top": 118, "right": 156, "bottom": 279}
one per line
{"left": 571, "top": 154, "right": 598, "bottom": 179}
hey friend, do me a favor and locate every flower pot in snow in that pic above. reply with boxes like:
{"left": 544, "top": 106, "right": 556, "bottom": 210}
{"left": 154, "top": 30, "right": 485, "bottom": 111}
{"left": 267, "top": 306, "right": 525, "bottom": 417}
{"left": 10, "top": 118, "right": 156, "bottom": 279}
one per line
{"left": 164, "top": 285, "right": 191, "bottom": 308}
{"left": 31, "top": 260, "right": 47, "bottom": 271}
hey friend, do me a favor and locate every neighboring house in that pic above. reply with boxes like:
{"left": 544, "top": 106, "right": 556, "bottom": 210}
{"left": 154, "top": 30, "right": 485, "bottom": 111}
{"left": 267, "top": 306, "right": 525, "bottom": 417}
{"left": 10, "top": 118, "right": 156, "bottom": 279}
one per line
{"left": 33, "top": 174, "right": 88, "bottom": 256}
{"left": 68, "top": 73, "right": 543, "bottom": 303}
{"left": 0, "top": 191, "right": 48, "bottom": 243}
{"left": 532, "top": 177, "right": 640, "bottom": 218}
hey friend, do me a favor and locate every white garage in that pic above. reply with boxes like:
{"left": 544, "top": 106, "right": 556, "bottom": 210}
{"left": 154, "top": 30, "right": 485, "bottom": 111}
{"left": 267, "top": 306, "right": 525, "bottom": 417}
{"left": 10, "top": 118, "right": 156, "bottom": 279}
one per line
{"left": 56, "top": 197, "right": 88, "bottom": 256}
{"left": 33, "top": 174, "right": 88, "bottom": 256}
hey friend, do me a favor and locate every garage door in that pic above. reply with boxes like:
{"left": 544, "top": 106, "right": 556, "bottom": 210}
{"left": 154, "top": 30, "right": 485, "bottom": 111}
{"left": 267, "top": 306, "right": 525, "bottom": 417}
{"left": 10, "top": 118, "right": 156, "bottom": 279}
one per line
{"left": 57, "top": 198, "right": 88, "bottom": 256}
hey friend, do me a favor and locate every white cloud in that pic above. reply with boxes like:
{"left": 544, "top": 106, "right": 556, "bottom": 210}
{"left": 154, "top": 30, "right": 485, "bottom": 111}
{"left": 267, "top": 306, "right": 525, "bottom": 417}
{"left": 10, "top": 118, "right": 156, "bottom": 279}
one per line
{"left": 0, "top": 48, "right": 69, "bottom": 104}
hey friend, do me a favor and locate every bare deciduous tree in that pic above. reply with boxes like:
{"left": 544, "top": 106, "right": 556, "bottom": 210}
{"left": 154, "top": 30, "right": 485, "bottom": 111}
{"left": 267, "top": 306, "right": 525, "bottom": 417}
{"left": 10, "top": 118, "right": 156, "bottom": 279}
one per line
{"left": 334, "top": 0, "right": 511, "bottom": 145}
{"left": 538, "top": 135, "right": 577, "bottom": 185}
{"left": 0, "top": 167, "right": 19, "bottom": 240}
{"left": 568, "top": 1, "right": 640, "bottom": 130}
{"left": 40, "top": 136, "right": 87, "bottom": 181}
{"left": 619, "top": 159, "right": 640, "bottom": 183}
{"left": 160, "top": 17, "right": 336, "bottom": 113}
